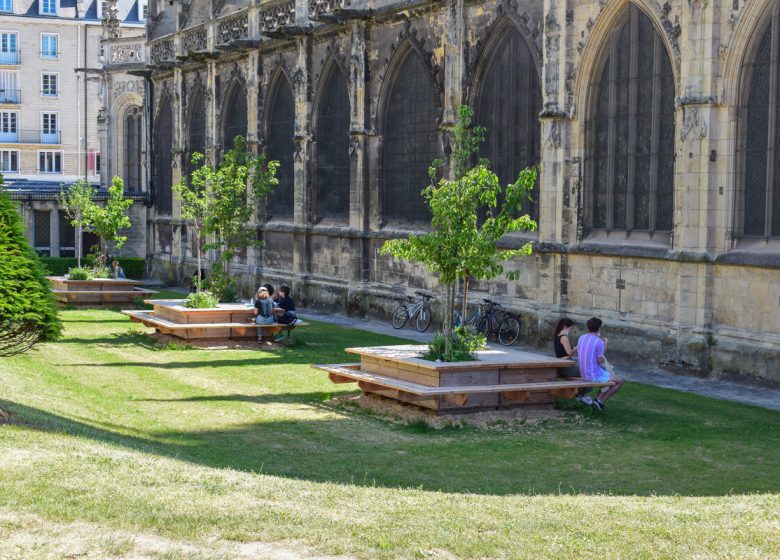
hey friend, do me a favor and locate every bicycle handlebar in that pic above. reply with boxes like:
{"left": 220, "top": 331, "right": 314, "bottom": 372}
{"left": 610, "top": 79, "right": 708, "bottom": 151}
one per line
{"left": 415, "top": 291, "right": 435, "bottom": 300}
{"left": 483, "top": 298, "right": 501, "bottom": 307}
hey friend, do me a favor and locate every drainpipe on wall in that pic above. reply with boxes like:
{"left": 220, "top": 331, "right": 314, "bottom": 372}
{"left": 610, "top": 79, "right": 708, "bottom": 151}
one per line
{"left": 76, "top": 24, "right": 81, "bottom": 179}
{"left": 84, "top": 24, "right": 89, "bottom": 182}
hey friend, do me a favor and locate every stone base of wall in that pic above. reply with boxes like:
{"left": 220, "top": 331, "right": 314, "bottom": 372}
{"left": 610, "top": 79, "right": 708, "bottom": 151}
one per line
{"left": 148, "top": 253, "right": 780, "bottom": 387}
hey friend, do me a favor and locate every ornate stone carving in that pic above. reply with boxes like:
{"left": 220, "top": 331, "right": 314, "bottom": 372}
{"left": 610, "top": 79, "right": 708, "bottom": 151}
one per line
{"left": 308, "top": 0, "right": 352, "bottom": 19}
{"left": 150, "top": 38, "right": 175, "bottom": 64}
{"left": 348, "top": 137, "right": 361, "bottom": 159}
{"left": 258, "top": 1, "right": 295, "bottom": 34}
{"left": 109, "top": 43, "right": 144, "bottom": 64}
{"left": 680, "top": 107, "right": 708, "bottom": 141}
{"left": 217, "top": 12, "right": 249, "bottom": 44}
{"left": 102, "top": 0, "right": 121, "bottom": 39}
{"left": 182, "top": 26, "right": 208, "bottom": 55}
{"left": 544, "top": 119, "right": 562, "bottom": 150}
{"left": 113, "top": 79, "right": 145, "bottom": 100}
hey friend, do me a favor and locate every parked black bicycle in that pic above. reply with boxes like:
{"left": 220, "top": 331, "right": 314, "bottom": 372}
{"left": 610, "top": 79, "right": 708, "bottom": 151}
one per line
{"left": 466, "top": 299, "right": 521, "bottom": 346}
{"left": 391, "top": 291, "right": 435, "bottom": 332}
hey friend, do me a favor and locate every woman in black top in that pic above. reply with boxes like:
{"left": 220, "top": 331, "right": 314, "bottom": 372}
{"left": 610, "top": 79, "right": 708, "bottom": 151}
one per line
{"left": 553, "top": 318, "right": 580, "bottom": 378}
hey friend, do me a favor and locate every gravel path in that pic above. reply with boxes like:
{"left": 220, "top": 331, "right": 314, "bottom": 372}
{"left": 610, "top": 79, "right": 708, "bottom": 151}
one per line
{"left": 298, "top": 308, "right": 780, "bottom": 412}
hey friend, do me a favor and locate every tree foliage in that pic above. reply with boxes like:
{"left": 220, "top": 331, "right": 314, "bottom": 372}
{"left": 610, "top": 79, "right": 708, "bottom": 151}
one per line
{"left": 173, "top": 153, "right": 210, "bottom": 293}
{"left": 59, "top": 179, "right": 94, "bottom": 268}
{"left": 380, "top": 105, "right": 537, "bottom": 356}
{"left": 89, "top": 177, "right": 133, "bottom": 258}
{"left": 0, "top": 185, "right": 61, "bottom": 356}
{"left": 59, "top": 178, "right": 134, "bottom": 267}
{"left": 174, "top": 137, "right": 279, "bottom": 300}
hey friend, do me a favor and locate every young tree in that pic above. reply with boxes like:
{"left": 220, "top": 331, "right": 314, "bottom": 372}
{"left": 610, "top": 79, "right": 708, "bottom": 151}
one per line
{"left": 89, "top": 177, "right": 133, "bottom": 260}
{"left": 0, "top": 185, "right": 61, "bottom": 357}
{"left": 176, "top": 137, "right": 278, "bottom": 300}
{"left": 381, "top": 105, "right": 537, "bottom": 356}
{"left": 173, "top": 153, "right": 210, "bottom": 293}
{"left": 59, "top": 180, "right": 95, "bottom": 268}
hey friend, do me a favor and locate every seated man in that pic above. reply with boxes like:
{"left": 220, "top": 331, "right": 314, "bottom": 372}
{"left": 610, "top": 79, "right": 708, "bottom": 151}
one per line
{"left": 274, "top": 285, "right": 297, "bottom": 325}
{"left": 577, "top": 317, "right": 624, "bottom": 411}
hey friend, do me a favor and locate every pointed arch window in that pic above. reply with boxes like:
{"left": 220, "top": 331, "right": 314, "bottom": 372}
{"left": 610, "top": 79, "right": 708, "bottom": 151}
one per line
{"left": 124, "top": 106, "right": 143, "bottom": 191}
{"left": 741, "top": 5, "right": 780, "bottom": 238}
{"left": 315, "top": 66, "right": 350, "bottom": 221}
{"left": 266, "top": 76, "right": 295, "bottom": 219}
{"left": 222, "top": 82, "right": 247, "bottom": 151}
{"left": 153, "top": 97, "right": 173, "bottom": 215}
{"left": 474, "top": 25, "right": 542, "bottom": 220}
{"left": 187, "top": 88, "right": 206, "bottom": 176}
{"left": 382, "top": 49, "right": 438, "bottom": 223}
{"left": 588, "top": 4, "right": 675, "bottom": 234}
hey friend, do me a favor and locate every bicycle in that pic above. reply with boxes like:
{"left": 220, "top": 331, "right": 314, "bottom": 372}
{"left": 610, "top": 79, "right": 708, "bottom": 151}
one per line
{"left": 466, "top": 299, "right": 521, "bottom": 346}
{"left": 391, "top": 291, "right": 435, "bottom": 332}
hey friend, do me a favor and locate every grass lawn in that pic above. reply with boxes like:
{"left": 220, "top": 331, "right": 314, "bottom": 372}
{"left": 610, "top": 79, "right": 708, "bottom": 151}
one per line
{"left": 0, "top": 307, "right": 778, "bottom": 559}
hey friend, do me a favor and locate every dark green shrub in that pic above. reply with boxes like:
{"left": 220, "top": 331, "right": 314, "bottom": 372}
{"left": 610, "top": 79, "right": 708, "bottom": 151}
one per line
{"left": 40, "top": 257, "right": 146, "bottom": 279}
{"left": 183, "top": 290, "right": 219, "bottom": 309}
{"left": 0, "top": 188, "right": 62, "bottom": 356}
{"left": 67, "top": 267, "right": 92, "bottom": 280}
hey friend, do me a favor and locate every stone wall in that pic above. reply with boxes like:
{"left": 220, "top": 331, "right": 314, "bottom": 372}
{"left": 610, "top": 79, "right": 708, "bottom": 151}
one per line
{"left": 142, "top": 0, "right": 780, "bottom": 385}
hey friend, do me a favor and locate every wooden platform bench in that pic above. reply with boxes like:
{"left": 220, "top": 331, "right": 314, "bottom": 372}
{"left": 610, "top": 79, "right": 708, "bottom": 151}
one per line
{"left": 314, "top": 363, "right": 614, "bottom": 410}
{"left": 314, "top": 345, "right": 614, "bottom": 413}
{"left": 122, "top": 309, "right": 306, "bottom": 341}
{"left": 48, "top": 277, "right": 157, "bottom": 305}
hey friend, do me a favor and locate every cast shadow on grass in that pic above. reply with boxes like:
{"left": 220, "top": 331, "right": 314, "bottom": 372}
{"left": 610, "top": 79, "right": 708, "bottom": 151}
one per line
{"left": 3, "top": 388, "right": 779, "bottom": 498}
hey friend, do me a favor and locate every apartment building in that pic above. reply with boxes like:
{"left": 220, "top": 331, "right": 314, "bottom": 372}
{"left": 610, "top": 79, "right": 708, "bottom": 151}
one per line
{"left": 4, "top": 0, "right": 147, "bottom": 259}
{"left": 0, "top": 0, "right": 144, "bottom": 182}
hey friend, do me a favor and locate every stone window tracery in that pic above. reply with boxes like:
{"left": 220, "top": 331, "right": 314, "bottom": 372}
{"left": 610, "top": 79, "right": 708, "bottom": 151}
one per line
{"left": 187, "top": 88, "right": 206, "bottom": 176}
{"left": 587, "top": 4, "right": 675, "bottom": 234}
{"left": 741, "top": 4, "right": 780, "bottom": 239}
{"left": 266, "top": 76, "right": 295, "bottom": 220}
{"left": 382, "top": 49, "right": 438, "bottom": 223}
{"left": 315, "top": 66, "right": 350, "bottom": 221}
{"left": 124, "top": 106, "right": 143, "bottom": 191}
{"left": 153, "top": 97, "right": 173, "bottom": 215}
{"left": 222, "top": 82, "right": 247, "bottom": 152}
{"left": 474, "top": 25, "right": 542, "bottom": 221}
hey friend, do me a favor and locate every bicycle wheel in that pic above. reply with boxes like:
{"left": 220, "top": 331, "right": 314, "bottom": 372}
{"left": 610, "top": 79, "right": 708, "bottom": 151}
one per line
{"left": 474, "top": 316, "right": 490, "bottom": 338}
{"left": 498, "top": 316, "right": 521, "bottom": 346}
{"left": 416, "top": 306, "right": 433, "bottom": 332}
{"left": 391, "top": 305, "right": 408, "bottom": 329}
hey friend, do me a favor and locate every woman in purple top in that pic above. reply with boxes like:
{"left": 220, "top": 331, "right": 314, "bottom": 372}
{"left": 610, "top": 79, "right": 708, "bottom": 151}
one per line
{"left": 577, "top": 317, "right": 624, "bottom": 410}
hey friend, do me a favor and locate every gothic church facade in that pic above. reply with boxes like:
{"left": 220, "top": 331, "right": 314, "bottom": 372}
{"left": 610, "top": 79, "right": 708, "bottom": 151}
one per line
{"left": 141, "top": 0, "right": 780, "bottom": 383}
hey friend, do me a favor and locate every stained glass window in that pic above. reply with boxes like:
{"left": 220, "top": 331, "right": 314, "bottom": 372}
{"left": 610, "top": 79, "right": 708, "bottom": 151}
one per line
{"left": 589, "top": 5, "right": 675, "bottom": 233}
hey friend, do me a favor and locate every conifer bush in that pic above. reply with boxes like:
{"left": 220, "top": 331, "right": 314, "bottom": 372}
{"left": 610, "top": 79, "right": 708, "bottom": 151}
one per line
{"left": 0, "top": 187, "right": 62, "bottom": 356}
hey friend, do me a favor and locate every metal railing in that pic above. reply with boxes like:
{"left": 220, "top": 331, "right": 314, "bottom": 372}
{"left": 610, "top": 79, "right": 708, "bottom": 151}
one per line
{"left": 0, "top": 129, "right": 61, "bottom": 144}
{"left": 0, "top": 89, "right": 20, "bottom": 103}
{"left": 0, "top": 51, "right": 20, "bottom": 64}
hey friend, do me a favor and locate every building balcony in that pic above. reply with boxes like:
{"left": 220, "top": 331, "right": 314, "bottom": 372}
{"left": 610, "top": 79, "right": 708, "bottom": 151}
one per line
{"left": 0, "top": 89, "right": 20, "bottom": 103}
{"left": 0, "top": 130, "right": 62, "bottom": 144}
{"left": 0, "top": 51, "right": 20, "bottom": 65}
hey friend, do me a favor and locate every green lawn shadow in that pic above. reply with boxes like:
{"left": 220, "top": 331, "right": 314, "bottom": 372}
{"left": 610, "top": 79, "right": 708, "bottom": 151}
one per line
{"left": 4, "top": 380, "right": 779, "bottom": 498}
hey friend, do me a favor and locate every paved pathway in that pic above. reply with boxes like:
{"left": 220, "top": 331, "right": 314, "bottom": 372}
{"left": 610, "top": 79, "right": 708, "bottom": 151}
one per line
{"left": 299, "top": 308, "right": 780, "bottom": 411}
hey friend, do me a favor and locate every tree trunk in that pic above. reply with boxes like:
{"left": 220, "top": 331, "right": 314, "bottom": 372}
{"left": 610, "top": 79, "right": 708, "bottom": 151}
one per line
{"left": 443, "top": 282, "right": 453, "bottom": 357}
{"left": 461, "top": 274, "right": 470, "bottom": 323}
{"left": 76, "top": 223, "right": 82, "bottom": 268}
{"left": 195, "top": 224, "right": 202, "bottom": 293}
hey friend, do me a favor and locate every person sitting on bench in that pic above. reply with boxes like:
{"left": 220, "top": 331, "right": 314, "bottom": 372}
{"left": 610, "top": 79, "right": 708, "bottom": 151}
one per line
{"left": 254, "top": 287, "right": 275, "bottom": 340}
{"left": 274, "top": 285, "right": 297, "bottom": 325}
{"left": 577, "top": 317, "right": 624, "bottom": 411}
{"left": 554, "top": 318, "right": 592, "bottom": 405}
